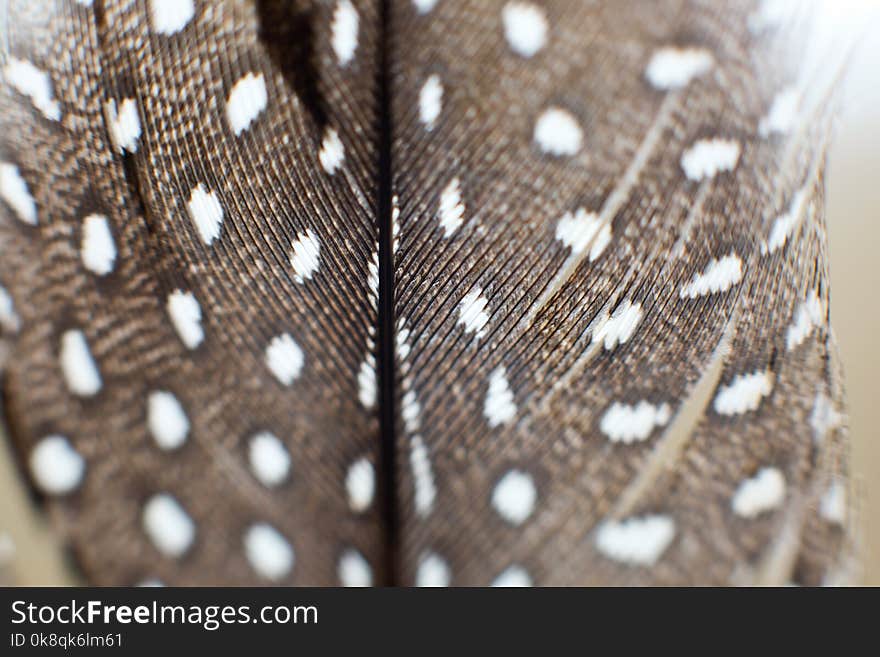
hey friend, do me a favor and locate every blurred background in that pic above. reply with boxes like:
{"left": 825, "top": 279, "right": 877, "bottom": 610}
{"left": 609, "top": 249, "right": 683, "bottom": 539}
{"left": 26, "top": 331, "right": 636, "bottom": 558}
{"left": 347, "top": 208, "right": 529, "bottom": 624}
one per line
{"left": 0, "top": 2, "right": 877, "bottom": 585}
{"left": 825, "top": 18, "right": 880, "bottom": 584}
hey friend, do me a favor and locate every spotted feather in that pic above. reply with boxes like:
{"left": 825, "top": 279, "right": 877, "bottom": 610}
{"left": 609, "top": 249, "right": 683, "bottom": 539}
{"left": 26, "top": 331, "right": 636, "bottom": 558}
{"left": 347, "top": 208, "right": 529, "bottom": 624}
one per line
{"left": 389, "top": 0, "right": 856, "bottom": 586}
{"left": 0, "top": 0, "right": 857, "bottom": 586}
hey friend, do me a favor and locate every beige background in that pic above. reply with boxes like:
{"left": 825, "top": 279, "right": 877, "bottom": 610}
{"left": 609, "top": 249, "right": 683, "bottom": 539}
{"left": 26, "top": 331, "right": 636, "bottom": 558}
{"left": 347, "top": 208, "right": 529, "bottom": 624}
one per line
{"left": 825, "top": 25, "right": 880, "bottom": 584}
{"left": 0, "top": 14, "right": 878, "bottom": 586}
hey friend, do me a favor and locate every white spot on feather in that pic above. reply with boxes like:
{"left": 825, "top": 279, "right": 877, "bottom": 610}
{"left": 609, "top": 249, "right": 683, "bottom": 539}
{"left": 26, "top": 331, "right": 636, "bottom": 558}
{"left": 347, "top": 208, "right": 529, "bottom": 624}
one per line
{"left": 397, "top": 323, "right": 434, "bottom": 516}
{"left": 143, "top": 493, "right": 195, "bottom": 558}
{"left": 555, "top": 208, "right": 611, "bottom": 261}
{"left": 60, "top": 329, "right": 102, "bottom": 397}
{"left": 485, "top": 367, "right": 516, "bottom": 428}
{"left": 289, "top": 229, "right": 321, "bottom": 284}
{"left": 358, "top": 355, "right": 377, "bottom": 409}
{"left": 713, "top": 369, "right": 774, "bottom": 416}
{"left": 592, "top": 300, "right": 643, "bottom": 351}
{"left": 556, "top": 208, "right": 598, "bottom": 253}
{"left": 187, "top": 184, "right": 224, "bottom": 245}
{"left": 534, "top": 107, "right": 582, "bottom": 156}
{"left": 166, "top": 290, "right": 204, "bottom": 350}
{"left": 438, "top": 178, "right": 465, "bottom": 236}
{"left": 105, "top": 98, "right": 141, "bottom": 153}
{"left": 368, "top": 248, "right": 380, "bottom": 308}
{"left": 596, "top": 515, "right": 676, "bottom": 566}
{"left": 810, "top": 392, "right": 842, "bottom": 443}
{"left": 491, "top": 565, "right": 532, "bottom": 587}
{"left": 147, "top": 391, "right": 190, "bottom": 451}
{"left": 680, "top": 252, "right": 742, "bottom": 298}
{"left": 346, "top": 457, "right": 375, "bottom": 512}
{"left": 331, "top": 0, "right": 359, "bottom": 66}
{"left": 680, "top": 138, "right": 740, "bottom": 180}
{"left": 392, "top": 195, "right": 401, "bottom": 254}
{"left": 81, "top": 214, "right": 116, "bottom": 276}
{"left": 226, "top": 73, "right": 267, "bottom": 136}
{"left": 339, "top": 549, "right": 372, "bottom": 587}
{"left": 732, "top": 467, "right": 786, "bottom": 518}
{"left": 410, "top": 435, "right": 436, "bottom": 516}
{"left": 413, "top": 0, "right": 438, "bottom": 14}
{"left": 760, "top": 87, "right": 799, "bottom": 136}
{"left": 149, "top": 0, "right": 195, "bottom": 35}
{"left": 29, "top": 436, "right": 85, "bottom": 495}
{"left": 2, "top": 57, "right": 61, "bottom": 121}
{"left": 318, "top": 127, "right": 345, "bottom": 174}
{"left": 786, "top": 291, "right": 823, "bottom": 351}
{"left": 502, "top": 2, "right": 548, "bottom": 58}
{"left": 492, "top": 469, "right": 536, "bottom": 526}
{"left": 0, "top": 285, "right": 20, "bottom": 333}
{"left": 419, "top": 74, "right": 443, "bottom": 130}
{"left": 402, "top": 390, "right": 421, "bottom": 433}
{"left": 819, "top": 481, "right": 846, "bottom": 525}
{"left": 0, "top": 162, "right": 37, "bottom": 225}
{"left": 457, "top": 287, "right": 490, "bottom": 339}
{"left": 396, "top": 320, "right": 411, "bottom": 361}
{"left": 244, "top": 523, "right": 294, "bottom": 581}
{"left": 645, "top": 47, "right": 714, "bottom": 89}
{"left": 248, "top": 432, "right": 291, "bottom": 487}
{"left": 590, "top": 223, "right": 612, "bottom": 260}
{"left": 359, "top": 247, "right": 380, "bottom": 410}
{"left": 600, "top": 401, "right": 671, "bottom": 444}
{"left": 416, "top": 552, "right": 450, "bottom": 587}
{"left": 265, "top": 333, "right": 304, "bottom": 386}
{"left": 764, "top": 188, "right": 808, "bottom": 254}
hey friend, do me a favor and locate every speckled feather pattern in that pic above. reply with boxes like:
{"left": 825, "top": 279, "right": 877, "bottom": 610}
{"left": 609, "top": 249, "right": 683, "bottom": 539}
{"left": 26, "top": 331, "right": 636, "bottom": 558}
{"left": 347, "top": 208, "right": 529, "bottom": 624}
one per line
{"left": 0, "top": 0, "right": 856, "bottom": 586}
{"left": 1, "top": 0, "right": 383, "bottom": 586}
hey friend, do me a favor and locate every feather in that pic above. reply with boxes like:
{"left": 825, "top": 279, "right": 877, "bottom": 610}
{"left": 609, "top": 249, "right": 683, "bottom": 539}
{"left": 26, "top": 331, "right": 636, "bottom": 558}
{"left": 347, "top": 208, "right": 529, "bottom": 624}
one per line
{"left": 1, "top": 0, "right": 383, "bottom": 585}
{"left": 0, "top": 0, "right": 857, "bottom": 586}
{"left": 389, "top": 0, "right": 856, "bottom": 585}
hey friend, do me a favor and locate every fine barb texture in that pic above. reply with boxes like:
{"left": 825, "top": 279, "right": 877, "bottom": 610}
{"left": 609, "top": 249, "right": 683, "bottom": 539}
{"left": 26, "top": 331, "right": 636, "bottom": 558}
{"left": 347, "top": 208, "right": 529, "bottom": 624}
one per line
{"left": 0, "top": 0, "right": 858, "bottom": 586}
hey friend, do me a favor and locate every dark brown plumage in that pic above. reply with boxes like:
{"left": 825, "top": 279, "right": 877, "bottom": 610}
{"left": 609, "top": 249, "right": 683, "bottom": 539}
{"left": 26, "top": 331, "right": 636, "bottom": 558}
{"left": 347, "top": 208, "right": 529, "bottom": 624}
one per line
{"left": 0, "top": 0, "right": 857, "bottom": 586}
